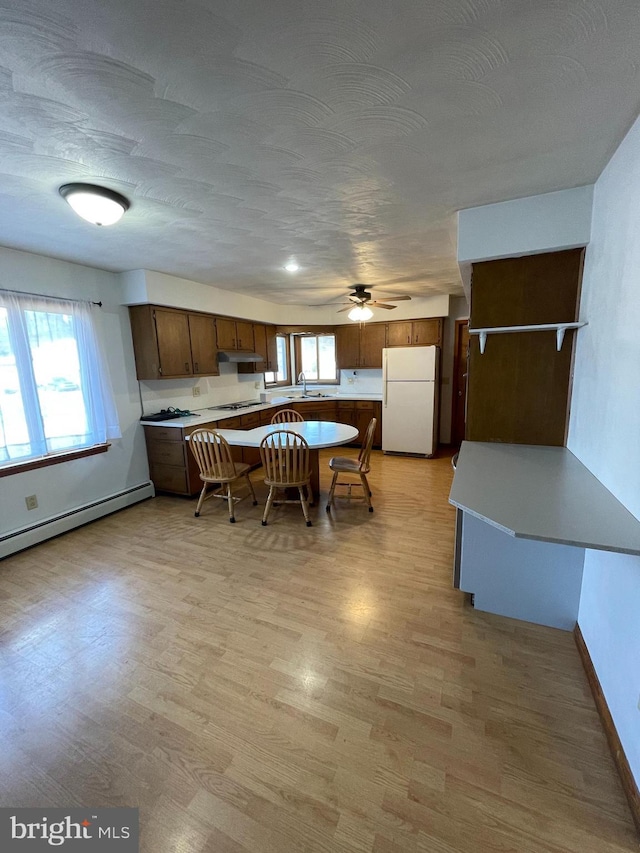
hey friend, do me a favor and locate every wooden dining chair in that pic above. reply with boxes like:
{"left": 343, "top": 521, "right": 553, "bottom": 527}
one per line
{"left": 189, "top": 428, "right": 257, "bottom": 523}
{"left": 326, "top": 417, "right": 376, "bottom": 513}
{"left": 260, "top": 430, "right": 312, "bottom": 526}
{"left": 271, "top": 408, "right": 304, "bottom": 424}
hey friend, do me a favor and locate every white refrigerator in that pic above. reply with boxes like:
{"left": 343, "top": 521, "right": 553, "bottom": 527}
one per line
{"left": 382, "top": 346, "right": 439, "bottom": 457}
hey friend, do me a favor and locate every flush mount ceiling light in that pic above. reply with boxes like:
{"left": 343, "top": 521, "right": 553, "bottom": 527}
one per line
{"left": 59, "top": 183, "right": 130, "bottom": 226}
{"left": 284, "top": 260, "right": 300, "bottom": 273}
{"left": 348, "top": 305, "right": 373, "bottom": 322}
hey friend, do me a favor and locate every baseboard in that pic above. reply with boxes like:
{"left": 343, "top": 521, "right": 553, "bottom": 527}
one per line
{"left": 574, "top": 623, "right": 640, "bottom": 834}
{"left": 0, "top": 482, "right": 155, "bottom": 559}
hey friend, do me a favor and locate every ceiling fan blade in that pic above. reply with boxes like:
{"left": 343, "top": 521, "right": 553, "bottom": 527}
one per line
{"left": 374, "top": 295, "right": 412, "bottom": 302}
{"left": 337, "top": 305, "right": 354, "bottom": 313}
{"left": 348, "top": 294, "right": 366, "bottom": 303}
{"left": 369, "top": 301, "right": 396, "bottom": 310}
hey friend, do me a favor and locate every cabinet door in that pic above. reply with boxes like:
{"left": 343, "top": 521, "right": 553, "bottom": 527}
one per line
{"left": 252, "top": 324, "right": 268, "bottom": 372}
{"left": 413, "top": 318, "right": 443, "bottom": 346}
{"left": 265, "top": 325, "right": 278, "bottom": 372}
{"left": 188, "top": 314, "right": 219, "bottom": 376}
{"left": 336, "top": 324, "right": 360, "bottom": 368}
{"left": 236, "top": 321, "right": 254, "bottom": 351}
{"left": 386, "top": 321, "right": 412, "bottom": 347}
{"left": 336, "top": 403, "right": 357, "bottom": 428}
{"left": 154, "top": 309, "right": 193, "bottom": 377}
{"left": 373, "top": 402, "right": 382, "bottom": 446}
{"left": 216, "top": 317, "right": 237, "bottom": 350}
{"left": 359, "top": 323, "right": 386, "bottom": 368}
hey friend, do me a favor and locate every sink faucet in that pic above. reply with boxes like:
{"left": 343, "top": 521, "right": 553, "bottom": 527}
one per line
{"left": 298, "top": 371, "right": 307, "bottom": 395}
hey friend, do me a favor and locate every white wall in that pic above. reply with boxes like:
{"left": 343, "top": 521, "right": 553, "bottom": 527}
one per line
{"left": 457, "top": 185, "right": 594, "bottom": 264}
{"left": 567, "top": 116, "right": 640, "bottom": 787}
{"left": 0, "top": 247, "right": 150, "bottom": 538}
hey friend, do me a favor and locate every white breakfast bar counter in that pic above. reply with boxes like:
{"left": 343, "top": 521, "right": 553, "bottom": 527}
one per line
{"left": 449, "top": 441, "right": 640, "bottom": 629}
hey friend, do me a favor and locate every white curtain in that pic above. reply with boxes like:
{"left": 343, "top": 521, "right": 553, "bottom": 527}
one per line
{"left": 0, "top": 289, "right": 121, "bottom": 464}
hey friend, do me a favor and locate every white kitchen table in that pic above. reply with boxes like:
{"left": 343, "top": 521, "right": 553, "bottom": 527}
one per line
{"left": 192, "top": 421, "right": 359, "bottom": 499}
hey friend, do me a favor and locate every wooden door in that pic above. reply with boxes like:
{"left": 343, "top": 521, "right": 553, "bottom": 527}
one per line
{"left": 336, "top": 403, "right": 356, "bottom": 428}
{"left": 413, "top": 318, "right": 443, "bottom": 346}
{"left": 336, "top": 324, "right": 360, "bottom": 368}
{"left": 188, "top": 313, "right": 218, "bottom": 376}
{"left": 216, "top": 317, "right": 237, "bottom": 350}
{"left": 235, "top": 321, "right": 254, "bottom": 351}
{"left": 359, "top": 323, "right": 386, "bottom": 368}
{"left": 386, "top": 321, "right": 412, "bottom": 347}
{"left": 451, "top": 320, "right": 469, "bottom": 446}
{"left": 251, "top": 324, "right": 268, "bottom": 373}
{"left": 154, "top": 309, "right": 193, "bottom": 377}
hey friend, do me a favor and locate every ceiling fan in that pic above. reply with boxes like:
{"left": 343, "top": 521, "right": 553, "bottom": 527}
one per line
{"left": 334, "top": 284, "right": 411, "bottom": 314}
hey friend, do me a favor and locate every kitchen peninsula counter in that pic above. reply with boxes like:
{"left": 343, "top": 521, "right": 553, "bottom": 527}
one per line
{"left": 449, "top": 441, "right": 640, "bottom": 629}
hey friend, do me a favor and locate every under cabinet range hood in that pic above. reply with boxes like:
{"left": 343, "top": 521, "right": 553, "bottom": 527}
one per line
{"left": 217, "top": 351, "right": 264, "bottom": 363}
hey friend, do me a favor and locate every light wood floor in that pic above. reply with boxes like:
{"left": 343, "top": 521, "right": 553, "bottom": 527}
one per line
{"left": 1, "top": 450, "right": 637, "bottom": 852}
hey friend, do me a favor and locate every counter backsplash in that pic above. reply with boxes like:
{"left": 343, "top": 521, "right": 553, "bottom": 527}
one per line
{"left": 138, "top": 367, "right": 383, "bottom": 416}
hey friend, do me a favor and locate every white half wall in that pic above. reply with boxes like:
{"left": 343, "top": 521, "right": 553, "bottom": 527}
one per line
{"left": 567, "top": 115, "right": 640, "bottom": 788}
{"left": 457, "top": 185, "right": 594, "bottom": 264}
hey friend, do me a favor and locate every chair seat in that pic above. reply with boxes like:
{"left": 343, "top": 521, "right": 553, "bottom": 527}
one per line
{"left": 329, "top": 456, "right": 362, "bottom": 473}
{"left": 202, "top": 461, "right": 250, "bottom": 482}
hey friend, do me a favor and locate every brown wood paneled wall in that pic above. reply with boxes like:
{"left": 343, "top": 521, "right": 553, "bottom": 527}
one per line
{"left": 466, "top": 248, "right": 584, "bottom": 446}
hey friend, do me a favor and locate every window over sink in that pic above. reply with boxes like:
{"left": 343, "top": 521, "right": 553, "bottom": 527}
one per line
{"left": 296, "top": 333, "right": 337, "bottom": 383}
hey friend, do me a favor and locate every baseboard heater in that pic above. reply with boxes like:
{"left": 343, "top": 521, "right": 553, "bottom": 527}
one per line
{"left": 0, "top": 482, "right": 155, "bottom": 559}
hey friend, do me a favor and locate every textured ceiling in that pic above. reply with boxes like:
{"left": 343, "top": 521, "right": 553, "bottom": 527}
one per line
{"left": 0, "top": 1, "right": 639, "bottom": 305}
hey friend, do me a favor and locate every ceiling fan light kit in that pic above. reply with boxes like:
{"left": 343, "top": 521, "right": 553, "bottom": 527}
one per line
{"left": 348, "top": 305, "right": 373, "bottom": 322}
{"left": 59, "top": 183, "right": 130, "bottom": 226}
{"left": 336, "top": 284, "right": 412, "bottom": 319}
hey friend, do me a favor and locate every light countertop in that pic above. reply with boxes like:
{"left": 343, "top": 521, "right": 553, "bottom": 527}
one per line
{"left": 449, "top": 441, "right": 640, "bottom": 556}
{"left": 140, "top": 392, "right": 382, "bottom": 429}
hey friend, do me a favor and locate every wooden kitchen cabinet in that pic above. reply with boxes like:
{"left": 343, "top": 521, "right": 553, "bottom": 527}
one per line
{"left": 238, "top": 323, "right": 278, "bottom": 374}
{"left": 188, "top": 313, "right": 219, "bottom": 376}
{"left": 335, "top": 325, "right": 360, "bottom": 369}
{"left": 216, "top": 318, "right": 255, "bottom": 351}
{"left": 129, "top": 305, "right": 219, "bottom": 380}
{"left": 387, "top": 318, "right": 443, "bottom": 348}
{"left": 336, "top": 322, "right": 386, "bottom": 369}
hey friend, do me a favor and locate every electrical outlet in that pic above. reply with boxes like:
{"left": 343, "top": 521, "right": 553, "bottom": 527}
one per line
{"left": 192, "top": 386, "right": 201, "bottom": 397}
{"left": 254, "top": 381, "right": 260, "bottom": 389}
{"left": 25, "top": 495, "right": 38, "bottom": 510}
{"left": 637, "top": 693, "right": 640, "bottom": 712}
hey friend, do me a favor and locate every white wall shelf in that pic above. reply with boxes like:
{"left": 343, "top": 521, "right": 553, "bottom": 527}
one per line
{"left": 469, "top": 321, "right": 587, "bottom": 354}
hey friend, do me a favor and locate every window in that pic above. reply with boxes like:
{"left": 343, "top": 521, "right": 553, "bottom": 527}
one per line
{"left": 0, "top": 290, "right": 121, "bottom": 469}
{"left": 297, "top": 334, "right": 337, "bottom": 383}
{"left": 264, "top": 334, "right": 290, "bottom": 386}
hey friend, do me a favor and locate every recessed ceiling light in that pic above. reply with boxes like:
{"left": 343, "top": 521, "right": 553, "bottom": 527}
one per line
{"left": 284, "top": 260, "right": 300, "bottom": 273}
{"left": 59, "top": 183, "right": 130, "bottom": 226}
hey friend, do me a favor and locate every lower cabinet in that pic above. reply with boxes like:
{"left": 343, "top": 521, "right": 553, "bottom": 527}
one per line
{"left": 143, "top": 399, "right": 383, "bottom": 496}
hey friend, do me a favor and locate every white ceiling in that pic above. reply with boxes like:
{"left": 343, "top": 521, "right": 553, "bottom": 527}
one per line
{"left": 1, "top": 1, "right": 639, "bottom": 306}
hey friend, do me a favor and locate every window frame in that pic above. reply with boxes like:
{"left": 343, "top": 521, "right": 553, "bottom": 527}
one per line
{"left": 293, "top": 333, "right": 338, "bottom": 385}
{"left": 0, "top": 290, "right": 119, "bottom": 473}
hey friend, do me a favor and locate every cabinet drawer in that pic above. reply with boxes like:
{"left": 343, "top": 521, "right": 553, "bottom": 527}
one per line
{"left": 147, "top": 439, "right": 186, "bottom": 467}
{"left": 149, "top": 463, "right": 189, "bottom": 494}
{"left": 217, "top": 416, "right": 242, "bottom": 429}
{"left": 143, "top": 425, "right": 183, "bottom": 442}
{"left": 240, "top": 412, "right": 260, "bottom": 428}
{"left": 337, "top": 402, "right": 355, "bottom": 411}
{"left": 355, "top": 400, "right": 374, "bottom": 410}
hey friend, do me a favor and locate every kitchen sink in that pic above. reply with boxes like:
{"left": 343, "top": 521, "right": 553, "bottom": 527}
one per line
{"left": 286, "top": 393, "right": 333, "bottom": 399}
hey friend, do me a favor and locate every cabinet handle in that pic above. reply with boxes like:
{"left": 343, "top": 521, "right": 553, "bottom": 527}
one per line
{"left": 194, "top": 362, "right": 199, "bottom": 373}
{"left": 407, "top": 335, "right": 410, "bottom": 344}
{"left": 185, "top": 362, "right": 190, "bottom": 373}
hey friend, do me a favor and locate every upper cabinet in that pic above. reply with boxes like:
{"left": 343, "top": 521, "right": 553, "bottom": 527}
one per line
{"left": 336, "top": 323, "right": 386, "bottom": 369}
{"left": 129, "top": 305, "right": 219, "bottom": 380}
{"left": 386, "top": 318, "right": 443, "bottom": 347}
{"left": 238, "top": 323, "right": 278, "bottom": 374}
{"left": 217, "top": 318, "right": 255, "bottom": 351}
{"left": 336, "top": 318, "right": 444, "bottom": 369}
